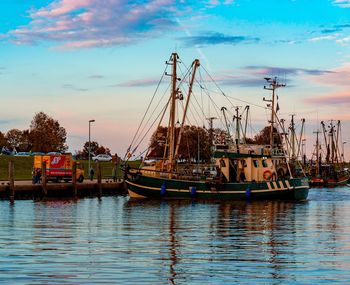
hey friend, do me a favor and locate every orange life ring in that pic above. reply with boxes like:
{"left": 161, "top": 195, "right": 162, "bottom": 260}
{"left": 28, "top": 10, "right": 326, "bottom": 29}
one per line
{"left": 263, "top": 169, "right": 272, "bottom": 180}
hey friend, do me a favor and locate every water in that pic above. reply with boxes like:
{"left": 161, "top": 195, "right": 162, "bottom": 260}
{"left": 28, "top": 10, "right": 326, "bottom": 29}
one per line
{"left": 1, "top": 187, "right": 350, "bottom": 284}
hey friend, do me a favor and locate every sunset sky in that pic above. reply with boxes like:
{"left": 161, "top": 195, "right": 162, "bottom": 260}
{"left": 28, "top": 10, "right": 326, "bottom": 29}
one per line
{"left": 1, "top": 0, "right": 350, "bottom": 159}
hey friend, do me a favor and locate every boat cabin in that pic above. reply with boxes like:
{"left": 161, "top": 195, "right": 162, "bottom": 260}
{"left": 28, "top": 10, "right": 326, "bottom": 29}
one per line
{"left": 213, "top": 151, "right": 277, "bottom": 182}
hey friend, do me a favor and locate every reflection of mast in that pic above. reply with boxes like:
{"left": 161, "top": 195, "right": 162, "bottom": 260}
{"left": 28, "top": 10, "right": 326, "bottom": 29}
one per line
{"left": 168, "top": 204, "right": 178, "bottom": 285}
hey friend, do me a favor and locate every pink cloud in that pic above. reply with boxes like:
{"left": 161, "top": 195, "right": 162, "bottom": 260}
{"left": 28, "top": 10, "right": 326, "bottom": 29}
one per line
{"left": 304, "top": 92, "right": 350, "bottom": 106}
{"left": 8, "top": 0, "right": 194, "bottom": 49}
{"left": 33, "top": 0, "right": 93, "bottom": 17}
{"left": 307, "top": 63, "right": 350, "bottom": 86}
{"left": 117, "top": 78, "right": 160, "bottom": 87}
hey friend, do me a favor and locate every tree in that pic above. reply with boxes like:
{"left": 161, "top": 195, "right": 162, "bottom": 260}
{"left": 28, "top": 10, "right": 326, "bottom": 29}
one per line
{"left": 80, "top": 141, "right": 111, "bottom": 159}
{"left": 6, "top": 129, "right": 22, "bottom": 151}
{"left": 30, "top": 112, "right": 68, "bottom": 153}
{"left": 18, "top": 130, "right": 32, "bottom": 152}
{"left": 0, "top": 131, "right": 7, "bottom": 148}
{"left": 148, "top": 125, "right": 211, "bottom": 162}
{"left": 253, "top": 126, "right": 282, "bottom": 145}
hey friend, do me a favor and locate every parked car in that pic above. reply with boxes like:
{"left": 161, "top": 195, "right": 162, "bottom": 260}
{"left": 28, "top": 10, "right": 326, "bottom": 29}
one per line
{"left": 14, "top": 152, "right": 31, "bottom": 157}
{"left": 31, "top": 152, "right": 45, "bottom": 156}
{"left": 92, "top": 154, "right": 113, "bottom": 162}
{"left": 1, "top": 147, "right": 11, "bottom": 155}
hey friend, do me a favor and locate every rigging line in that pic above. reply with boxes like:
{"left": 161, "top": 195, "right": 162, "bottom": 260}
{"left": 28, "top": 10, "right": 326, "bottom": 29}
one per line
{"left": 143, "top": 96, "right": 172, "bottom": 161}
{"left": 214, "top": 90, "right": 268, "bottom": 110}
{"left": 197, "top": 69, "right": 209, "bottom": 120}
{"left": 200, "top": 64, "right": 234, "bottom": 106}
{"left": 199, "top": 85, "right": 226, "bottom": 128}
{"left": 127, "top": 63, "right": 169, "bottom": 153}
{"left": 132, "top": 82, "right": 172, "bottom": 150}
{"left": 177, "top": 91, "right": 202, "bottom": 128}
{"left": 132, "top": 98, "right": 171, "bottom": 158}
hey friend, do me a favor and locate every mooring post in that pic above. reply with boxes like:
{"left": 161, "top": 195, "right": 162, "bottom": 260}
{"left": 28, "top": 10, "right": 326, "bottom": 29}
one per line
{"left": 8, "top": 161, "right": 15, "bottom": 203}
{"left": 42, "top": 161, "right": 47, "bottom": 197}
{"left": 72, "top": 162, "right": 77, "bottom": 198}
{"left": 97, "top": 163, "right": 102, "bottom": 197}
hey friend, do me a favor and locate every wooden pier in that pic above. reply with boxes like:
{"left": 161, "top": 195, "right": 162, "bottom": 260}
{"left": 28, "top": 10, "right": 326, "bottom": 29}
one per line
{"left": 0, "top": 161, "right": 126, "bottom": 201}
{"left": 0, "top": 179, "right": 126, "bottom": 201}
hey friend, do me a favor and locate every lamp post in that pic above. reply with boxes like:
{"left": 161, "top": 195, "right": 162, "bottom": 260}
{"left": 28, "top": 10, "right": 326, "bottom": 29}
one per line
{"left": 88, "top": 119, "right": 95, "bottom": 172}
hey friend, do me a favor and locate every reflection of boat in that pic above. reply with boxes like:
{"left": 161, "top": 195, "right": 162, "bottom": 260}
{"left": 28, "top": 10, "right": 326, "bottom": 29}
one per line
{"left": 124, "top": 53, "right": 309, "bottom": 200}
{"left": 309, "top": 121, "right": 349, "bottom": 187}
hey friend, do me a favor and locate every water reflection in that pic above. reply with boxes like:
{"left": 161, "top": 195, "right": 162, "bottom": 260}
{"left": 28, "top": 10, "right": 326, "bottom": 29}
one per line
{"left": 124, "top": 199, "right": 309, "bottom": 284}
{"left": 0, "top": 188, "right": 350, "bottom": 284}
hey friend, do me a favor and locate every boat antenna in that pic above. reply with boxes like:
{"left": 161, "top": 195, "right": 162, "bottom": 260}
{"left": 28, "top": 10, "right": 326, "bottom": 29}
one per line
{"left": 263, "top": 77, "right": 285, "bottom": 151}
{"left": 206, "top": 116, "right": 217, "bottom": 151}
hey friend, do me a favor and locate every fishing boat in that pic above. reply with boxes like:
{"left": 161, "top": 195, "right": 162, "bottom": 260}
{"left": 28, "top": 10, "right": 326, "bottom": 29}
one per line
{"left": 123, "top": 53, "right": 309, "bottom": 200}
{"left": 309, "top": 121, "right": 349, "bottom": 187}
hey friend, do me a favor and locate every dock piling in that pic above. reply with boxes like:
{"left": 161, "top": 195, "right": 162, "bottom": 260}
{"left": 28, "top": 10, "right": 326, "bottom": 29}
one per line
{"left": 42, "top": 161, "right": 47, "bottom": 197}
{"left": 9, "top": 161, "right": 15, "bottom": 203}
{"left": 72, "top": 162, "right": 77, "bottom": 197}
{"left": 97, "top": 163, "right": 102, "bottom": 197}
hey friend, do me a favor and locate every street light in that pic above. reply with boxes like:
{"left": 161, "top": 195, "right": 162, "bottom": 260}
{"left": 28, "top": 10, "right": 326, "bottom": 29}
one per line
{"left": 88, "top": 119, "right": 95, "bottom": 172}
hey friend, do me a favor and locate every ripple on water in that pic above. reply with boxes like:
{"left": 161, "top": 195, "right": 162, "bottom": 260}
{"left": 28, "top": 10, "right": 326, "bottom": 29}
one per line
{"left": 0, "top": 189, "right": 350, "bottom": 284}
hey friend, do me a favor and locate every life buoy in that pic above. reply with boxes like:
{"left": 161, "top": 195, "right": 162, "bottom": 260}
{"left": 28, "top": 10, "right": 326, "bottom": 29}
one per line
{"left": 263, "top": 170, "right": 273, "bottom": 180}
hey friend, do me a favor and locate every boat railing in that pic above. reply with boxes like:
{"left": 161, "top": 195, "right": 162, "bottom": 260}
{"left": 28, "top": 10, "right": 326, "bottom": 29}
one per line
{"left": 128, "top": 167, "right": 215, "bottom": 181}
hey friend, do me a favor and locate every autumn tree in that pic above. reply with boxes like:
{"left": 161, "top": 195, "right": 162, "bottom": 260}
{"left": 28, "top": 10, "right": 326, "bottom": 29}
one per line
{"left": 18, "top": 130, "right": 32, "bottom": 152}
{"left": 0, "top": 131, "right": 8, "bottom": 148}
{"left": 77, "top": 141, "right": 111, "bottom": 159}
{"left": 30, "top": 112, "right": 68, "bottom": 153}
{"left": 148, "top": 125, "right": 211, "bottom": 162}
{"left": 6, "top": 129, "right": 23, "bottom": 151}
{"left": 253, "top": 126, "right": 282, "bottom": 145}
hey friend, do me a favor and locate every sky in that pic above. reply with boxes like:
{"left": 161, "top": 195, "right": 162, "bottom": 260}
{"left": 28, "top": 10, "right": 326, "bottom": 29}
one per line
{"left": 1, "top": 0, "right": 350, "bottom": 159}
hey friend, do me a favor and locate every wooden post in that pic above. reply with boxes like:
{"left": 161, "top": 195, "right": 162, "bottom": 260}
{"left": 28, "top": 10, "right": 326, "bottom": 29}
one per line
{"left": 72, "top": 162, "right": 77, "bottom": 198}
{"left": 42, "top": 161, "right": 47, "bottom": 197}
{"left": 97, "top": 163, "right": 102, "bottom": 197}
{"left": 8, "top": 161, "right": 15, "bottom": 203}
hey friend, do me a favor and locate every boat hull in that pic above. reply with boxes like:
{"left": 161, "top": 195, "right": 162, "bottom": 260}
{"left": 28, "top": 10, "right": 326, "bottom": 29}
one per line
{"left": 126, "top": 174, "right": 309, "bottom": 200}
{"left": 309, "top": 174, "right": 350, "bottom": 187}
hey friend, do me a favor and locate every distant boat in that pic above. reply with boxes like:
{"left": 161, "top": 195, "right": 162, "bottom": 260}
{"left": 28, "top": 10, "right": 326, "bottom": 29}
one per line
{"left": 123, "top": 53, "right": 309, "bottom": 200}
{"left": 308, "top": 120, "right": 350, "bottom": 187}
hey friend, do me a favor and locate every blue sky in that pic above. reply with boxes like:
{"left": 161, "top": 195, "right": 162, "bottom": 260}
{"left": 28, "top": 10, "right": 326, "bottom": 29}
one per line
{"left": 1, "top": 0, "right": 350, "bottom": 158}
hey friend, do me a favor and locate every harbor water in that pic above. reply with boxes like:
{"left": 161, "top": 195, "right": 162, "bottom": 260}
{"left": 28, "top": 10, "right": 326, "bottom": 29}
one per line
{"left": 1, "top": 187, "right": 350, "bottom": 284}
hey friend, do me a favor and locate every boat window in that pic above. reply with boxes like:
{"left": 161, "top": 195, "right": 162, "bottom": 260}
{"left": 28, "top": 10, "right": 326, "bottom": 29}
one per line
{"left": 241, "top": 160, "right": 247, "bottom": 167}
{"left": 253, "top": 160, "right": 259, "bottom": 168}
{"left": 220, "top": 159, "right": 226, "bottom": 167}
{"left": 262, "top": 160, "right": 268, "bottom": 167}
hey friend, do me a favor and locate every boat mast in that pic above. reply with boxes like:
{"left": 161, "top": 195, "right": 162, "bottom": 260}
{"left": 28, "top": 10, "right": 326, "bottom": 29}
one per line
{"left": 313, "top": 129, "right": 320, "bottom": 176}
{"left": 263, "top": 77, "right": 285, "bottom": 151}
{"left": 233, "top": 106, "right": 241, "bottom": 145}
{"left": 290, "top": 114, "right": 296, "bottom": 160}
{"left": 168, "top": 53, "right": 178, "bottom": 171}
{"left": 174, "top": 59, "right": 200, "bottom": 159}
{"left": 221, "top": 107, "right": 231, "bottom": 139}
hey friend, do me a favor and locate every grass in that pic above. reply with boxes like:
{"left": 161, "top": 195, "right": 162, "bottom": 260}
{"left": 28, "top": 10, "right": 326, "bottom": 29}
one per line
{"left": 0, "top": 155, "right": 141, "bottom": 181}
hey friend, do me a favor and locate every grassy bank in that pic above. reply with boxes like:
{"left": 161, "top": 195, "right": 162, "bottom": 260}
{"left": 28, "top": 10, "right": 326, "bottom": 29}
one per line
{"left": 0, "top": 155, "right": 141, "bottom": 181}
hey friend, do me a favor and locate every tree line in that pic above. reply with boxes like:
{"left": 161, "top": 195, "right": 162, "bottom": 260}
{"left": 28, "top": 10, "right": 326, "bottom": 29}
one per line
{"left": 147, "top": 125, "right": 281, "bottom": 162}
{"left": 0, "top": 112, "right": 111, "bottom": 157}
